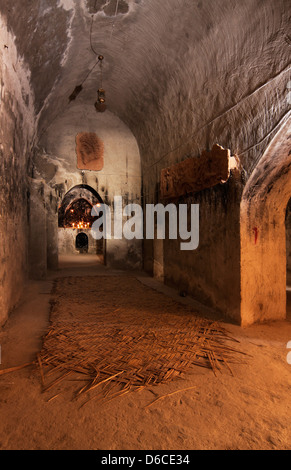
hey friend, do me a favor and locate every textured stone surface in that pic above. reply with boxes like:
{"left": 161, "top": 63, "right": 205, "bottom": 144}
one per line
{"left": 28, "top": 180, "right": 47, "bottom": 280}
{"left": 35, "top": 102, "right": 142, "bottom": 270}
{"left": 0, "top": 16, "right": 35, "bottom": 325}
{"left": 0, "top": 0, "right": 290, "bottom": 325}
{"left": 0, "top": 0, "right": 72, "bottom": 115}
{"left": 162, "top": 173, "right": 243, "bottom": 323}
{"left": 241, "top": 118, "right": 291, "bottom": 326}
{"left": 58, "top": 228, "right": 98, "bottom": 255}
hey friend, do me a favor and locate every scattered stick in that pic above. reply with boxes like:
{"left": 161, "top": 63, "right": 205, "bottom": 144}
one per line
{"left": 43, "top": 370, "right": 72, "bottom": 393}
{"left": 145, "top": 386, "right": 198, "bottom": 409}
{"left": 47, "top": 394, "right": 60, "bottom": 403}
{"left": 77, "top": 370, "right": 125, "bottom": 397}
{"left": 0, "top": 363, "right": 34, "bottom": 376}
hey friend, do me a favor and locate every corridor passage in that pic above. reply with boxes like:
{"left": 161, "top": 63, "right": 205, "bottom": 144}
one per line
{"left": 0, "top": 263, "right": 291, "bottom": 450}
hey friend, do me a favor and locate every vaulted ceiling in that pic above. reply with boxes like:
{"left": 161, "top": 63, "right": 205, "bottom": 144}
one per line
{"left": 1, "top": 0, "right": 290, "bottom": 172}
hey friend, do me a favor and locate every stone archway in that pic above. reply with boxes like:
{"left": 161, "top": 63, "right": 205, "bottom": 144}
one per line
{"left": 58, "top": 185, "right": 105, "bottom": 263}
{"left": 240, "top": 117, "right": 291, "bottom": 326}
{"left": 58, "top": 184, "right": 104, "bottom": 228}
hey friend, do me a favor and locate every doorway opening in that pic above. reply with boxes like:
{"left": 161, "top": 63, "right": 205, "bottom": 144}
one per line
{"left": 76, "top": 232, "right": 89, "bottom": 253}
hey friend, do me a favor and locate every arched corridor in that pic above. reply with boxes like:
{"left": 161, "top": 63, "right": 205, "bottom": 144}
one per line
{"left": 0, "top": 0, "right": 291, "bottom": 452}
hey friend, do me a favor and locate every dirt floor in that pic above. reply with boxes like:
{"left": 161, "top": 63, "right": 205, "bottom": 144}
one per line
{"left": 0, "top": 255, "right": 291, "bottom": 450}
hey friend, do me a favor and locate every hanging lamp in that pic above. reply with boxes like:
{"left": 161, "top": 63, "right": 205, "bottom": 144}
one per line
{"left": 95, "top": 55, "right": 107, "bottom": 112}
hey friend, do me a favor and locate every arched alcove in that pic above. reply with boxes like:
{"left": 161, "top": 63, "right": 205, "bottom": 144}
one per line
{"left": 58, "top": 184, "right": 103, "bottom": 227}
{"left": 60, "top": 198, "right": 94, "bottom": 229}
{"left": 240, "top": 117, "right": 291, "bottom": 326}
{"left": 58, "top": 185, "right": 105, "bottom": 262}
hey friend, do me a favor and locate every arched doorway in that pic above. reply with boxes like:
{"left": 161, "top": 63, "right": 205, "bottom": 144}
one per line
{"left": 76, "top": 232, "right": 89, "bottom": 253}
{"left": 58, "top": 184, "right": 104, "bottom": 227}
{"left": 58, "top": 185, "right": 105, "bottom": 264}
{"left": 240, "top": 117, "right": 291, "bottom": 326}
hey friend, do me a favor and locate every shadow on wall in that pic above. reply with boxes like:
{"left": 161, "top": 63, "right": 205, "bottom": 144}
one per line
{"left": 286, "top": 198, "right": 291, "bottom": 285}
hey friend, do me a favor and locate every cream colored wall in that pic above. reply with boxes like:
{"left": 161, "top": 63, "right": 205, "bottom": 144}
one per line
{"left": 32, "top": 102, "right": 142, "bottom": 272}
{"left": 0, "top": 15, "right": 35, "bottom": 325}
{"left": 240, "top": 119, "right": 291, "bottom": 326}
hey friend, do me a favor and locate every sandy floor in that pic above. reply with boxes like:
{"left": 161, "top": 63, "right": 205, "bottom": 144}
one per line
{"left": 0, "top": 255, "right": 291, "bottom": 450}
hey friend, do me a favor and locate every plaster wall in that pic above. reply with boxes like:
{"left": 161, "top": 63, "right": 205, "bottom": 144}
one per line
{"left": 240, "top": 119, "right": 291, "bottom": 326}
{"left": 58, "top": 228, "right": 98, "bottom": 255}
{"left": 28, "top": 180, "right": 47, "bottom": 280}
{"left": 34, "top": 102, "right": 142, "bottom": 272}
{"left": 0, "top": 0, "right": 290, "bottom": 325}
{"left": 286, "top": 200, "right": 291, "bottom": 284}
{"left": 161, "top": 173, "right": 243, "bottom": 323}
{"left": 0, "top": 16, "right": 35, "bottom": 324}
{"left": 136, "top": 1, "right": 290, "bottom": 322}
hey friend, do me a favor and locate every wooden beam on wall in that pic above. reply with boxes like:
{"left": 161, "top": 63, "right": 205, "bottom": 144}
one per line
{"left": 160, "top": 144, "right": 231, "bottom": 201}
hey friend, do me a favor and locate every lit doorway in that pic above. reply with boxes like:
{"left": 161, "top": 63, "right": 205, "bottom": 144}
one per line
{"left": 58, "top": 184, "right": 105, "bottom": 268}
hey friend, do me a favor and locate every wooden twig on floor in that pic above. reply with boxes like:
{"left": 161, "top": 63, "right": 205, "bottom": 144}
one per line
{"left": 145, "top": 386, "right": 198, "bottom": 409}
{"left": 0, "top": 363, "right": 34, "bottom": 376}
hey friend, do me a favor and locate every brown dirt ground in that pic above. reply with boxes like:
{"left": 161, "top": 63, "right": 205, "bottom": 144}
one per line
{"left": 0, "top": 257, "right": 291, "bottom": 450}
